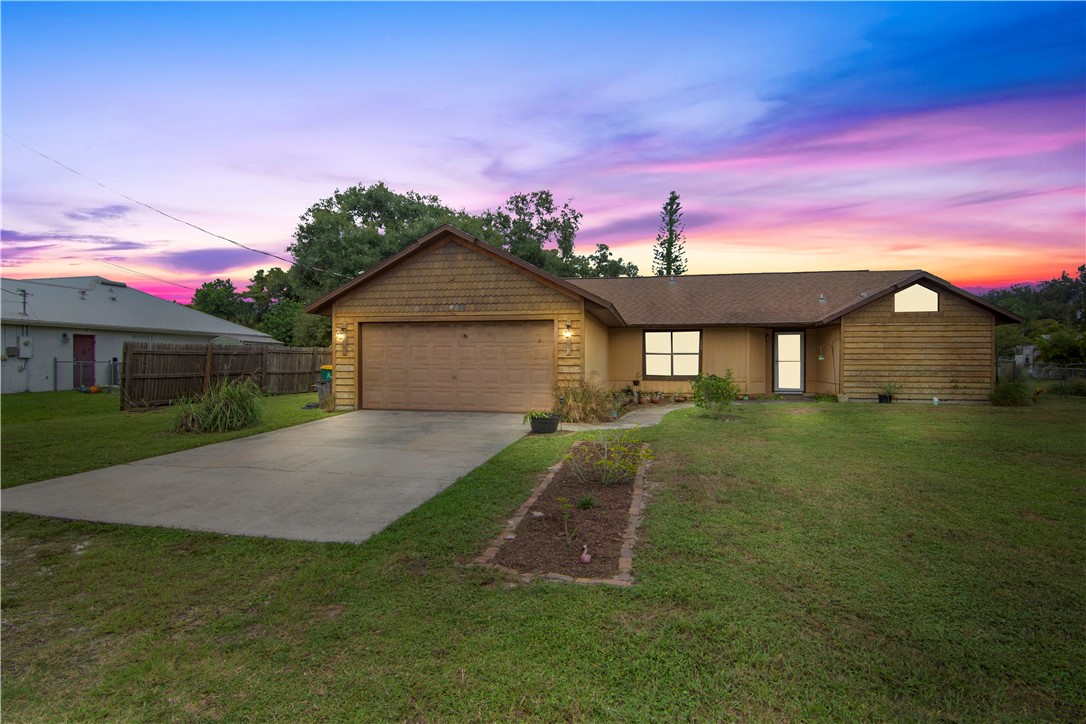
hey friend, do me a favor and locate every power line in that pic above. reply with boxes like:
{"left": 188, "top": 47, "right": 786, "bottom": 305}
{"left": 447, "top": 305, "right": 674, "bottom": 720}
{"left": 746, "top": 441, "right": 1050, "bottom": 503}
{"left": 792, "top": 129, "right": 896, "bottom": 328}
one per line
{"left": 3, "top": 132, "right": 352, "bottom": 279}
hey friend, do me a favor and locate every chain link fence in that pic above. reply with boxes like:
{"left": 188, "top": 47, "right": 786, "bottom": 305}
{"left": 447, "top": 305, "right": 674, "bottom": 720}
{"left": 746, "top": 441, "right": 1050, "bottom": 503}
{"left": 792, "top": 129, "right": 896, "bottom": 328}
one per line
{"left": 997, "top": 359, "right": 1086, "bottom": 395}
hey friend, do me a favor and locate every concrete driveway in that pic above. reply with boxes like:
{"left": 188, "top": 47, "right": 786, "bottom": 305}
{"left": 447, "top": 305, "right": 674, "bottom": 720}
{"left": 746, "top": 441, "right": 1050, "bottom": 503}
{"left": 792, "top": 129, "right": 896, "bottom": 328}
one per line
{"left": 1, "top": 410, "right": 525, "bottom": 543}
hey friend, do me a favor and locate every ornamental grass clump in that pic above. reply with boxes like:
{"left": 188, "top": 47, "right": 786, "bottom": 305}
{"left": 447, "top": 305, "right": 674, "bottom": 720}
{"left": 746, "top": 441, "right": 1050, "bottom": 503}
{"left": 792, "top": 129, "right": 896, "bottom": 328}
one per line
{"left": 989, "top": 380, "right": 1033, "bottom": 407}
{"left": 555, "top": 374, "right": 613, "bottom": 423}
{"left": 172, "top": 378, "right": 263, "bottom": 433}
{"left": 565, "top": 428, "right": 653, "bottom": 486}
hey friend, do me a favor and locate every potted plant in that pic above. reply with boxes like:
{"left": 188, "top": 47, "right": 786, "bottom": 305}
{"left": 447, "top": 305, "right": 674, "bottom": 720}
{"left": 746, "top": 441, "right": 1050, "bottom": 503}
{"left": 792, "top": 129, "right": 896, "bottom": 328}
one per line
{"left": 878, "top": 382, "right": 900, "bottom": 404}
{"left": 523, "top": 410, "right": 561, "bottom": 433}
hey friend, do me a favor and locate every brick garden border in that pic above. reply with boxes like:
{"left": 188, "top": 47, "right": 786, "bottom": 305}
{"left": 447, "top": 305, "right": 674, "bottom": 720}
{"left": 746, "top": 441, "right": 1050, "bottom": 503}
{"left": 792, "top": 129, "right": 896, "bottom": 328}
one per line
{"left": 473, "top": 442, "right": 650, "bottom": 587}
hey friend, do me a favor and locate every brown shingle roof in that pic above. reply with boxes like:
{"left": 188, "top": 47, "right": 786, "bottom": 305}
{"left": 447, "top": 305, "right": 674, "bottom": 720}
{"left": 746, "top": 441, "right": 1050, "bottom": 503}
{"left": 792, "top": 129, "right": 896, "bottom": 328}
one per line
{"left": 568, "top": 270, "right": 1018, "bottom": 327}
{"left": 303, "top": 224, "right": 1021, "bottom": 327}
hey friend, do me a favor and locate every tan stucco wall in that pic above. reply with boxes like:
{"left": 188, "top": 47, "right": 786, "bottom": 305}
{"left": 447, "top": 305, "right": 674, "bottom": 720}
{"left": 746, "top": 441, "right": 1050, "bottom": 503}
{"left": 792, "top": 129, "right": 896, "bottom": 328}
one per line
{"left": 607, "top": 326, "right": 770, "bottom": 395}
{"left": 747, "top": 328, "right": 769, "bottom": 394}
{"left": 584, "top": 313, "right": 609, "bottom": 387}
{"left": 329, "top": 236, "right": 585, "bottom": 410}
{"left": 805, "top": 325, "right": 842, "bottom": 395}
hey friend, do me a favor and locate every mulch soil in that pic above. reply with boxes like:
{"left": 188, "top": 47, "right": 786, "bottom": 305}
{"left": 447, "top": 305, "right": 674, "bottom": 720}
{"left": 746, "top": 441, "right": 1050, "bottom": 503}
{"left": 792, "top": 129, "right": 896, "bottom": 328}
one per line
{"left": 493, "top": 447, "right": 634, "bottom": 579}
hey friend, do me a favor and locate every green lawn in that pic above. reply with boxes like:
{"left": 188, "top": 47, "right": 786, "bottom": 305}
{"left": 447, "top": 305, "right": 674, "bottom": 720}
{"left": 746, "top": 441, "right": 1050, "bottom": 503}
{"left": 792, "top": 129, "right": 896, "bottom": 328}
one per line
{"left": 2, "top": 398, "right": 1083, "bottom": 720}
{"left": 0, "top": 390, "right": 337, "bottom": 488}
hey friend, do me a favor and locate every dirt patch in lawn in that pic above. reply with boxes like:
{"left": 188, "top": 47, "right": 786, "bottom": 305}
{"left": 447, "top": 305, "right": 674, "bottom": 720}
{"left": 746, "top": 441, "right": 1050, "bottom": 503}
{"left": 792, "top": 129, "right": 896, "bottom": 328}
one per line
{"left": 476, "top": 443, "right": 649, "bottom": 586}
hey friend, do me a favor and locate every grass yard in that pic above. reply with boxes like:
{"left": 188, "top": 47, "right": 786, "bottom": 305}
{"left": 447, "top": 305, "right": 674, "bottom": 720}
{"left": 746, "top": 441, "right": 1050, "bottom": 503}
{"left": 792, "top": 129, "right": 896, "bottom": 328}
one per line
{"left": 0, "top": 390, "right": 337, "bottom": 488}
{"left": 2, "top": 398, "right": 1083, "bottom": 720}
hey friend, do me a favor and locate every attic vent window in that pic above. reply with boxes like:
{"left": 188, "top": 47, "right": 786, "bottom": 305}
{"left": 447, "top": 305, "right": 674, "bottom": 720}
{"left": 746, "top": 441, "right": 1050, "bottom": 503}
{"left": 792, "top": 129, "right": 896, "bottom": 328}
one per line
{"left": 894, "top": 284, "right": 938, "bottom": 313}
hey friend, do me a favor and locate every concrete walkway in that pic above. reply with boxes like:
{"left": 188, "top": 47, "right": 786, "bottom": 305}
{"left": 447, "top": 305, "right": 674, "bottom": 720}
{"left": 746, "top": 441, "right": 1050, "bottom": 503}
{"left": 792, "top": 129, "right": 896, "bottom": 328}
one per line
{"left": 1, "top": 410, "right": 524, "bottom": 544}
{"left": 561, "top": 402, "right": 693, "bottom": 431}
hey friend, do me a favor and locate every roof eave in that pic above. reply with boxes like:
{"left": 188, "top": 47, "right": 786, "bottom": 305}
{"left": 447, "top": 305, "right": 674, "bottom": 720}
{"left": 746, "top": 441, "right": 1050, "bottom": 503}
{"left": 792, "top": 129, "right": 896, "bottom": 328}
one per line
{"left": 0, "top": 317, "right": 276, "bottom": 339}
{"left": 817, "top": 271, "right": 1023, "bottom": 325}
{"left": 303, "top": 224, "right": 627, "bottom": 325}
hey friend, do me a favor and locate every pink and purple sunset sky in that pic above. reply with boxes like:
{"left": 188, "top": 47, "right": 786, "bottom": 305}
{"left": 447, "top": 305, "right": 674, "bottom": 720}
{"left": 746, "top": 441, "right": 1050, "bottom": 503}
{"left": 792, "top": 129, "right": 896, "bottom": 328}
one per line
{"left": 2, "top": 2, "right": 1084, "bottom": 303}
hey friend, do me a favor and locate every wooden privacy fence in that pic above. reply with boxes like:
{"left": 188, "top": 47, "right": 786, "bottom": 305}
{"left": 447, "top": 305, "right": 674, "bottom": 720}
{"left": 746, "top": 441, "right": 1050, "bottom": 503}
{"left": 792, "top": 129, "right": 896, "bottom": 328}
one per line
{"left": 121, "top": 342, "right": 332, "bottom": 410}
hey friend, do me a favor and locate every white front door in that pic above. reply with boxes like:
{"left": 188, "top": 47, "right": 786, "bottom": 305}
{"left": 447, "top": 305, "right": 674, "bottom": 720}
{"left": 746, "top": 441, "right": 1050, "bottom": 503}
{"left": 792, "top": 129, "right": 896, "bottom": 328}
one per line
{"left": 774, "top": 331, "right": 804, "bottom": 393}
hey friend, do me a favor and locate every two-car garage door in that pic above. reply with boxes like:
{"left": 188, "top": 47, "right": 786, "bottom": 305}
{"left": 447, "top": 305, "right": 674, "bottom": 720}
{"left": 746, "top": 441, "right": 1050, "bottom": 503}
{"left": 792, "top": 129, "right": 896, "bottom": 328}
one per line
{"left": 361, "top": 321, "right": 555, "bottom": 412}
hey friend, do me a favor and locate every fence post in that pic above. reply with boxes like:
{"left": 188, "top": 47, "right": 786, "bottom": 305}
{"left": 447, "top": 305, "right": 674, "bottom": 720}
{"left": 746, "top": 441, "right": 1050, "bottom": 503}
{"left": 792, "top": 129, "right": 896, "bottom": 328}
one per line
{"left": 53, "top": 357, "right": 58, "bottom": 392}
{"left": 261, "top": 345, "right": 269, "bottom": 393}
{"left": 204, "top": 343, "right": 214, "bottom": 392}
{"left": 121, "top": 343, "right": 129, "bottom": 411}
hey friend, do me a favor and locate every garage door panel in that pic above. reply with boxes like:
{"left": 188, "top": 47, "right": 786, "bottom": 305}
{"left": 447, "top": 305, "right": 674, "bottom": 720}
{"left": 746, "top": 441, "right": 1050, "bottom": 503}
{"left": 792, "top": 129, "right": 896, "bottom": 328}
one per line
{"left": 362, "top": 321, "right": 555, "bottom": 412}
{"left": 529, "top": 369, "right": 552, "bottom": 385}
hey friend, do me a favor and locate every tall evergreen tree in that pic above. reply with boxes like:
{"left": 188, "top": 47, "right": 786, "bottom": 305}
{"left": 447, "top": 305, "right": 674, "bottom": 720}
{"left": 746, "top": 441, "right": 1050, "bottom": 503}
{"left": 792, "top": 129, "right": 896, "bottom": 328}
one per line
{"left": 652, "top": 191, "right": 688, "bottom": 276}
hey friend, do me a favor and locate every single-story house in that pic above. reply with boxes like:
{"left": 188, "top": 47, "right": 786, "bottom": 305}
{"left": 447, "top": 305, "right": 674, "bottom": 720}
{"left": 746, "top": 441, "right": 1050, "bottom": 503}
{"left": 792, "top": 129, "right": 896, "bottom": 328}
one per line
{"left": 1, "top": 276, "right": 280, "bottom": 394}
{"left": 305, "top": 225, "right": 1022, "bottom": 411}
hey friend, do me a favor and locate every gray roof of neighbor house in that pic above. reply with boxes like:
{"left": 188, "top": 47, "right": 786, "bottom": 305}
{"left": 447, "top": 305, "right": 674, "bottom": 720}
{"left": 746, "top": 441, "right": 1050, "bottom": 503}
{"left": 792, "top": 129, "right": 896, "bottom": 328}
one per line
{"left": 569, "top": 270, "right": 1022, "bottom": 327}
{"left": 0, "top": 276, "right": 281, "bottom": 344}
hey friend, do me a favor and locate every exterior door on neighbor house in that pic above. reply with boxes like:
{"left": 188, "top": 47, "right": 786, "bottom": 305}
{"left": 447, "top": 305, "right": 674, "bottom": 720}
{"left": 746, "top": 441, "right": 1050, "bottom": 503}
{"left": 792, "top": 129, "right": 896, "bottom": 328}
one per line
{"left": 73, "top": 334, "right": 95, "bottom": 388}
{"left": 774, "top": 331, "right": 804, "bottom": 393}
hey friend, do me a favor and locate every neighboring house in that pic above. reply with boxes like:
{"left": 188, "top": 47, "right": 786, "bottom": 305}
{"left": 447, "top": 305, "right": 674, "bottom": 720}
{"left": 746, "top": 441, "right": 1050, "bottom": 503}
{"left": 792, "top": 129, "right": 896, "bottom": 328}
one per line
{"left": 1015, "top": 344, "right": 1038, "bottom": 367}
{"left": 1, "top": 276, "right": 281, "bottom": 394}
{"left": 305, "top": 225, "right": 1022, "bottom": 412}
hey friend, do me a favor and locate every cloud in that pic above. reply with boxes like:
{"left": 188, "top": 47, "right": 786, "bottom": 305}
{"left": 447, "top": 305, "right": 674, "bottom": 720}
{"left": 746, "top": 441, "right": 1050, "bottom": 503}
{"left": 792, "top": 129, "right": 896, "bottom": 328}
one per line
{"left": 1, "top": 229, "right": 154, "bottom": 254}
{"left": 64, "top": 204, "right": 133, "bottom": 222}
{"left": 944, "top": 187, "right": 1081, "bottom": 208}
{"left": 156, "top": 248, "right": 272, "bottom": 275}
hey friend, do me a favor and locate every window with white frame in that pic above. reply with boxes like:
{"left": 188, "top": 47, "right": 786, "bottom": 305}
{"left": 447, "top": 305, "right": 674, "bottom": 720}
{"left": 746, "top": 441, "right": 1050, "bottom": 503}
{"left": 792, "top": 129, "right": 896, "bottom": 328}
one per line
{"left": 644, "top": 330, "right": 701, "bottom": 378}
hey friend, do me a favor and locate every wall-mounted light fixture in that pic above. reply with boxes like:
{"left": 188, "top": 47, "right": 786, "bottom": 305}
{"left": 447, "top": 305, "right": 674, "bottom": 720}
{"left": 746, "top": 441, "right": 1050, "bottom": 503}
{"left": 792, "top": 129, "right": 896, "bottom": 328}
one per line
{"left": 61, "top": 332, "right": 70, "bottom": 344}
{"left": 334, "top": 327, "right": 347, "bottom": 344}
{"left": 563, "top": 320, "right": 572, "bottom": 355}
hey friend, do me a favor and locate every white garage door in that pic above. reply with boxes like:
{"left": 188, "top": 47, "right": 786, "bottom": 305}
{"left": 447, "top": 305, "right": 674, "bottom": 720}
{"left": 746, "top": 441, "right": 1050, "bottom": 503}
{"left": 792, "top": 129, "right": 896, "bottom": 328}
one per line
{"left": 361, "top": 321, "right": 555, "bottom": 412}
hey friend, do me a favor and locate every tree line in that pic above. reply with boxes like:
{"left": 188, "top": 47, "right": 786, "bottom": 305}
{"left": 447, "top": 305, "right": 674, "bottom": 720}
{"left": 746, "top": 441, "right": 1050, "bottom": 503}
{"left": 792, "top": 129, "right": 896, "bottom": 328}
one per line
{"left": 190, "top": 184, "right": 691, "bottom": 345}
{"left": 986, "top": 265, "right": 1086, "bottom": 363}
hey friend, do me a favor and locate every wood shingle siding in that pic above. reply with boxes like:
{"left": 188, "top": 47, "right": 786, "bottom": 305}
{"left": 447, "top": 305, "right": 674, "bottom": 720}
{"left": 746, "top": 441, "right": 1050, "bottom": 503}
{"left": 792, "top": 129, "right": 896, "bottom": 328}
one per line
{"left": 328, "top": 234, "right": 584, "bottom": 411}
{"left": 841, "top": 289, "right": 995, "bottom": 401}
{"left": 336, "top": 241, "right": 583, "bottom": 319}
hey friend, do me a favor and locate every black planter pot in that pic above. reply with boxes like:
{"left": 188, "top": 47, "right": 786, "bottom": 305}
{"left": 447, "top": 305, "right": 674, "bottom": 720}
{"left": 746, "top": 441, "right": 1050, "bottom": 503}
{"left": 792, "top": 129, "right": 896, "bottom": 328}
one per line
{"left": 877, "top": 394, "right": 892, "bottom": 404}
{"left": 529, "top": 414, "right": 562, "bottom": 434}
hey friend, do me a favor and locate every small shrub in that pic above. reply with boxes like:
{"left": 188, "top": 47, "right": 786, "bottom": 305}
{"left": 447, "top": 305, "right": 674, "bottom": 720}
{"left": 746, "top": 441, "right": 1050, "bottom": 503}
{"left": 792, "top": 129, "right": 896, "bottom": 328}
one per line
{"left": 576, "top": 495, "right": 595, "bottom": 510}
{"left": 691, "top": 370, "right": 741, "bottom": 413}
{"left": 989, "top": 381, "right": 1033, "bottom": 407}
{"left": 554, "top": 496, "right": 575, "bottom": 543}
{"left": 565, "top": 428, "right": 654, "bottom": 486}
{"left": 522, "top": 410, "right": 556, "bottom": 424}
{"left": 172, "top": 378, "right": 262, "bottom": 433}
{"left": 701, "top": 400, "right": 735, "bottom": 420}
{"left": 812, "top": 392, "right": 839, "bottom": 403}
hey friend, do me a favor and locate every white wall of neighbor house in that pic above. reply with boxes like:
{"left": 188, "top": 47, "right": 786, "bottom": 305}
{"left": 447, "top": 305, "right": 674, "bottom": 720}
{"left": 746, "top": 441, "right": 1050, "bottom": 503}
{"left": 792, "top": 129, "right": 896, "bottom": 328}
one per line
{"left": 0, "top": 324, "right": 211, "bottom": 393}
